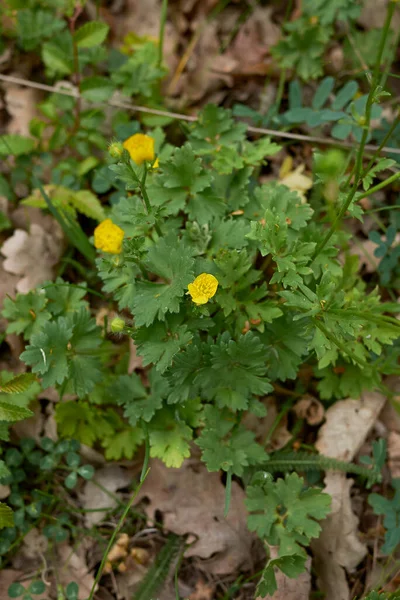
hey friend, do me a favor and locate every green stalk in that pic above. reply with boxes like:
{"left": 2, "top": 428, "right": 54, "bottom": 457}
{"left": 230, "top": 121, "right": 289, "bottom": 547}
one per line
{"left": 362, "top": 110, "right": 400, "bottom": 177}
{"left": 87, "top": 471, "right": 149, "bottom": 600}
{"left": 359, "top": 170, "right": 400, "bottom": 198}
{"left": 312, "top": 1, "right": 396, "bottom": 262}
{"left": 158, "top": 0, "right": 168, "bottom": 68}
{"left": 140, "top": 422, "right": 150, "bottom": 482}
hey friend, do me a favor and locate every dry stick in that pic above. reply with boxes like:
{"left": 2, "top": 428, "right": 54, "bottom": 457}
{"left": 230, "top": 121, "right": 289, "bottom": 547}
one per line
{"left": 2, "top": 73, "right": 400, "bottom": 155}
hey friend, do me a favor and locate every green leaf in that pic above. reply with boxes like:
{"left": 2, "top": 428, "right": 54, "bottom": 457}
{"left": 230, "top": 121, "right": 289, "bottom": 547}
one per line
{"left": 102, "top": 428, "right": 144, "bottom": 460}
{"left": 29, "top": 581, "right": 46, "bottom": 595}
{"left": 242, "top": 137, "right": 282, "bottom": 166}
{"left": 7, "top": 582, "right": 24, "bottom": 598}
{"left": 96, "top": 256, "right": 138, "bottom": 312}
{"left": 148, "top": 144, "right": 213, "bottom": 215}
{"left": 188, "top": 105, "right": 247, "bottom": 154}
{"left": 80, "top": 76, "right": 115, "bottom": 102}
{"left": 134, "top": 317, "right": 193, "bottom": 373}
{"left": 56, "top": 401, "right": 115, "bottom": 447}
{"left": 0, "top": 135, "right": 35, "bottom": 156}
{"left": 42, "top": 42, "right": 73, "bottom": 75}
{"left": 196, "top": 406, "right": 267, "bottom": 476}
{"left": 246, "top": 472, "right": 331, "bottom": 551}
{"left": 74, "top": 21, "right": 109, "bottom": 48}
{"left": 303, "top": 0, "right": 361, "bottom": 24}
{"left": 0, "top": 402, "right": 33, "bottom": 422}
{"left": 0, "top": 503, "right": 14, "bottom": 530}
{"left": 197, "top": 332, "right": 273, "bottom": 411}
{"left": 69, "top": 190, "right": 106, "bottom": 222}
{"left": 272, "top": 18, "right": 332, "bottom": 81}
{"left": 254, "top": 182, "right": 314, "bottom": 231}
{"left": 0, "top": 373, "right": 37, "bottom": 394}
{"left": 149, "top": 411, "right": 193, "bottom": 468}
{"left": 132, "top": 237, "right": 194, "bottom": 326}
{"left": 369, "top": 480, "right": 400, "bottom": 554}
{"left": 64, "top": 471, "right": 78, "bottom": 489}
{"left": 17, "top": 9, "right": 66, "bottom": 50}
{"left": 45, "top": 279, "right": 88, "bottom": 316}
{"left": 2, "top": 291, "right": 51, "bottom": 339}
{"left": 115, "top": 369, "right": 168, "bottom": 426}
{"left": 20, "top": 318, "right": 73, "bottom": 388}
{"left": 256, "top": 554, "right": 307, "bottom": 597}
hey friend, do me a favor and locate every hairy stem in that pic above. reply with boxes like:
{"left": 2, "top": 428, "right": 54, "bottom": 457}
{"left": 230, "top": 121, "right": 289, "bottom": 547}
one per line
{"left": 312, "top": 1, "right": 396, "bottom": 262}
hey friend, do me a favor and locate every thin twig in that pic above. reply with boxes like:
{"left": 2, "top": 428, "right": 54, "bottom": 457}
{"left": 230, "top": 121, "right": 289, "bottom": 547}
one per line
{"left": 1, "top": 73, "right": 400, "bottom": 155}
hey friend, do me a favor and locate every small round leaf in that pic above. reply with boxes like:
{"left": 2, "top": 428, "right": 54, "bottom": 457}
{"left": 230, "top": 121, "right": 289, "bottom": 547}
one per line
{"left": 77, "top": 465, "right": 95, "bottom": 480}
{"left": 64, "top": 472, "right": 78, "bottom": 490}
{"left": 8, "top": 583, "right": 25, "bottom": 598}
{"left": 66, "top": 452, "right": 80, "bottom": 469}
{"left": 29, "top": 581, "right": 46, "bottom": 595}
{"left": 66, "top": 582, "right": 79, "bottom": 600}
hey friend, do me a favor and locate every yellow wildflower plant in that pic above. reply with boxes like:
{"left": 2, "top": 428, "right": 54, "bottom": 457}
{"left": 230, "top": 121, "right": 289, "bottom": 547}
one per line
{"left": 187, "top": 273, "right": 219, "bottom": 305}
{"left": 94, "top": 219, "right": 124, "bottom": 254}
{"left": 123, "top": 133, "right": 155, "bottom": 165}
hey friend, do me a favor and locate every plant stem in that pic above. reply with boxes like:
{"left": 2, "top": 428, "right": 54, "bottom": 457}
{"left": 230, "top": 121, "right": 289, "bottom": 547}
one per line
{"left": 140, "top": 422, "right": 150, "bottom": 482}
{"left": 158, "top": 0, "right": 168, "bottom": 68}
{"left": 140, "top": 166, "right": 162, "bottom": 236}
{"left": 87, "top": 471, "right": 149, "bottom": 600}
{"left": 312, "top": 1, "right": 396, "bottom": 262}
{"left": 69, "top": 4, "right": 83, "bottom": 135}
{"left": 362, "top": 110, "right": 400, "bottom": 177}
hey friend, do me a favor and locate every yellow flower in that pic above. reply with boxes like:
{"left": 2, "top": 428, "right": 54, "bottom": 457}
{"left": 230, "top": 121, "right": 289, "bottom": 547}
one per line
{"left": 123, "top": 133, "right": 155, "bottom": 165}
{"left": 94, "top": 219, "right": 124, "bottom": 254}
{"left": 188, "top": 273, "right": 219, "bottom": 305}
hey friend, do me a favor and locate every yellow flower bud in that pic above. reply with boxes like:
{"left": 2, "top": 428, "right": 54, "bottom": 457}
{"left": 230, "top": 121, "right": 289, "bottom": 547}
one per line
{"left": 187, "top": 273, "right": 219, "bottom": 305}
{"left": 123, "top": 133, "right": 155, "bottom": 165}
{"left": 94, "top": 219, "right": 124, "bottom": 254}
{"left": 110, "top": 317, "right": 125, "bottom": 333}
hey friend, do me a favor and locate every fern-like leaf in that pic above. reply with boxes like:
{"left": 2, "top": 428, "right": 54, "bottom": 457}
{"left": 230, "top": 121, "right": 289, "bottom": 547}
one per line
{"left": 265, "top": 451, "right": 380, "bottom": 483}
{"left": 133, "top": 534, "right": 182, "bottom": 600}
{"left": 0, "top": 373, "right": 37, "bottom": 394}
{"left": 0, "top": 503, "right": 14, "bottom": 529}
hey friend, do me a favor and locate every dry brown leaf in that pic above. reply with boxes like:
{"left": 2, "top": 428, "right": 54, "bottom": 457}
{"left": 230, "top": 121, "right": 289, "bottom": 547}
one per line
{"left": 312, "top": 392, "right": 386, "bottom": 600}
{"left": 1, "top": 222, "right": 64, "bottom": 293}
{"left": 0, "top": 484, "right": 10, "bottom": 499}
{"left": 21, "top": 528, "right": 48, "bottom": 560}
{"left": 257, "top": 554, "right": 311, "bottom": 600}
{"left": 80, "top": 465, "right": 133, "bottom": 526}
{"left": 347, "top": 238, "right": 380, "bottom": 274}
{"left": 358, "top": 0, "right": 400, "bottom": 30}
{"left": 228, "top": 7, "right": 280, "bottom": 67}
{"left": 135, "top": 459, "right": 253, "bottom": 574}
{"left": 293, "top": 395, "right": 324, "bottom": 425}
{"left": 12, "top": 402, "right": 44, "bottom": 442}
{"left": 189, "top": 579, "right": 215, "bottom": 600}
{"left": 315, "top": 391, "right": 386, "bottom": 461}
{"left": 0, "top": 258, "right": 19, "bottom": 308}
{"left": 388, "top": 431, "right": 400, "bottom": 478}
{"left": 4, "top": 79, "right": 41, "bottom": 136}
